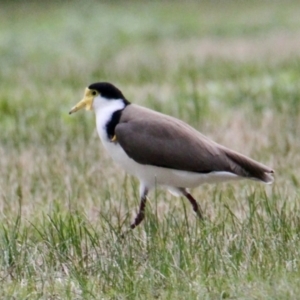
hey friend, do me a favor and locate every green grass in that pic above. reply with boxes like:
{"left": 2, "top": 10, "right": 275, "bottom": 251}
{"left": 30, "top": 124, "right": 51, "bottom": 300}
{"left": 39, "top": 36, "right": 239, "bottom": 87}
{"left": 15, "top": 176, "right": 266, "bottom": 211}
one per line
{"left": 1, "top": 0, "right": 300, "bottom": 298}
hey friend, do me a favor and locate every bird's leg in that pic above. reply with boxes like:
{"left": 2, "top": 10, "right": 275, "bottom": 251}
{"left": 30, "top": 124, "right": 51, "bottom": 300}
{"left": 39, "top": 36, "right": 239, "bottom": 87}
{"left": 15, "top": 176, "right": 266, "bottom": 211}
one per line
{"left": 180, "top": 188, "right": 204, "bottom": 220}
{"left": 130, "top": 186, "right": 148, "bottom": 229}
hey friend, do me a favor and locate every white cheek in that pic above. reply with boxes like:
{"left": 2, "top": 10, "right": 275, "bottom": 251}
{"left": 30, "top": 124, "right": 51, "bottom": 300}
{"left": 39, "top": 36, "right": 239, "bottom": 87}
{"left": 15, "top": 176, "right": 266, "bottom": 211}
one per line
{"left": 92, "top": 96, "right": 125, "bottom": 112}
{"left": 92, "top": 95, "right": 106, "bottom": 110}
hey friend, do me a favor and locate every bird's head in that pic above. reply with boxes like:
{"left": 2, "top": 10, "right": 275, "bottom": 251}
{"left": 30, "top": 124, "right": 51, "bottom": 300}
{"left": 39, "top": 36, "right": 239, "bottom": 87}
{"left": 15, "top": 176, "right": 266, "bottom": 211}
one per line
{"left": 69, "top": 82, "right": 129, "bottom": 114}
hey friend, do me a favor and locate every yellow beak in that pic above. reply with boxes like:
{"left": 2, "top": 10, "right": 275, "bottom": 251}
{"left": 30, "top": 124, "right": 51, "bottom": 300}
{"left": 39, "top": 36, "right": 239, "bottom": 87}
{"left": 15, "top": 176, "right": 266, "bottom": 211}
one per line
{"left": 69, "top": 88, "right": 94, "bottom": 114}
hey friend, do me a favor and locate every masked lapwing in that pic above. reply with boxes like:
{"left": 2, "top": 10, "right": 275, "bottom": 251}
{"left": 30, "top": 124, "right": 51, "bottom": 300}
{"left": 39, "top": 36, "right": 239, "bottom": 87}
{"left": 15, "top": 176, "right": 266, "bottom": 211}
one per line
{"left": 69, "top": 82, "right": 274, "bottom": 228}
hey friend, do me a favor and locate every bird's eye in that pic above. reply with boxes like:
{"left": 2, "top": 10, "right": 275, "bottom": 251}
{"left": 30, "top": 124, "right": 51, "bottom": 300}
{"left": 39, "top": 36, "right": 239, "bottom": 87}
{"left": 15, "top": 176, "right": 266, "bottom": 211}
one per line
{"left": 91, "top": 91, "right": 97, "bottom": 96}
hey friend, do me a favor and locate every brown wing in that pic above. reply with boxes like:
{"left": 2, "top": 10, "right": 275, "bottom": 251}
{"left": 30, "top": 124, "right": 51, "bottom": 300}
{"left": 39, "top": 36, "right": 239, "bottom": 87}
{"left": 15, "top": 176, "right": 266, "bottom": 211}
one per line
{"left": 115, "top": 105, "right": 274, "bottom": 183}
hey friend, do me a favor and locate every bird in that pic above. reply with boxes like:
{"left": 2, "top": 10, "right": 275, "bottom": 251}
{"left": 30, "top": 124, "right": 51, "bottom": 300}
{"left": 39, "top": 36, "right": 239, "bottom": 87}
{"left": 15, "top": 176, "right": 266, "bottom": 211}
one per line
{"left": 69, "top": 82, "right": 274, "bottom": 229}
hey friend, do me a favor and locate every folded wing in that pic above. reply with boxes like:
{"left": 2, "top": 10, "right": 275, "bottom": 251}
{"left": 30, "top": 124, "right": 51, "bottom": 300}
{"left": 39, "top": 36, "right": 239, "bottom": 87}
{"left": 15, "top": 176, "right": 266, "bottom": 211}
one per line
{"left": 115, "top": 105, "right": 274, "bottom": 183}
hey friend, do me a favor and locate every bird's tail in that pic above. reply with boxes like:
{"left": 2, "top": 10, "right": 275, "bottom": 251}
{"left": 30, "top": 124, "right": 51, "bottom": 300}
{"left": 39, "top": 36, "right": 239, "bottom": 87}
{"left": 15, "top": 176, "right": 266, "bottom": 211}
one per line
{"left": 224, "top": 148, "right": 274, "bottom": 184}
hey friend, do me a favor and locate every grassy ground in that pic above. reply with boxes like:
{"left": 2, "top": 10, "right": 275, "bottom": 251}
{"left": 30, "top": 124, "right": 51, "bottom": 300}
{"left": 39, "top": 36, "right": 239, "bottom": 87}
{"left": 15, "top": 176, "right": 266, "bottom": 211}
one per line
{"left": 1, "top": 1, "right": 300, "bottom": 299}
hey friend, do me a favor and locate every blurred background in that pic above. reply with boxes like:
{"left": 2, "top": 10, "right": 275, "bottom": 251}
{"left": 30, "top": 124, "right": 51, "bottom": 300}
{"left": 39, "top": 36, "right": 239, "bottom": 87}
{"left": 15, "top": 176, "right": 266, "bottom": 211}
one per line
{"left": 1, "top": 0, "right": 300, "bottom": 200}
{"left": 0, "top": 0, "right": 300, "bottom": 300}
{"left": 1, "top": 1, "right": 300, "bottom": 298}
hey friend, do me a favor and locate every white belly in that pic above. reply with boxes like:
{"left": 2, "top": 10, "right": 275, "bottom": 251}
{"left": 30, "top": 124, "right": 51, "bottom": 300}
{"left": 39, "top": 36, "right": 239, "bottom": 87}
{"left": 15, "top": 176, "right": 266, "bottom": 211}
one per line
{"left": 100, "top": 137, "right": 241, "bottom": 189}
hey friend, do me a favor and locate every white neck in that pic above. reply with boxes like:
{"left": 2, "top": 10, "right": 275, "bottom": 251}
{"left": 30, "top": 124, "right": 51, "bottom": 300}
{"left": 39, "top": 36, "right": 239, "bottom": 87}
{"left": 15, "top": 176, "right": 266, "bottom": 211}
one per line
{"left": 94, "top": 97, "right": 126, "bottom": 142}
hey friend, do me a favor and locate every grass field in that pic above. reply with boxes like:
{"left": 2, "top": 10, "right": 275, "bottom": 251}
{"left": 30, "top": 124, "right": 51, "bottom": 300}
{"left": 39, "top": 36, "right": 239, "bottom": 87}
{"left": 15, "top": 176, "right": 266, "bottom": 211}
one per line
{"left": 1, "top": 1, "right": 300, "bottom": 299}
